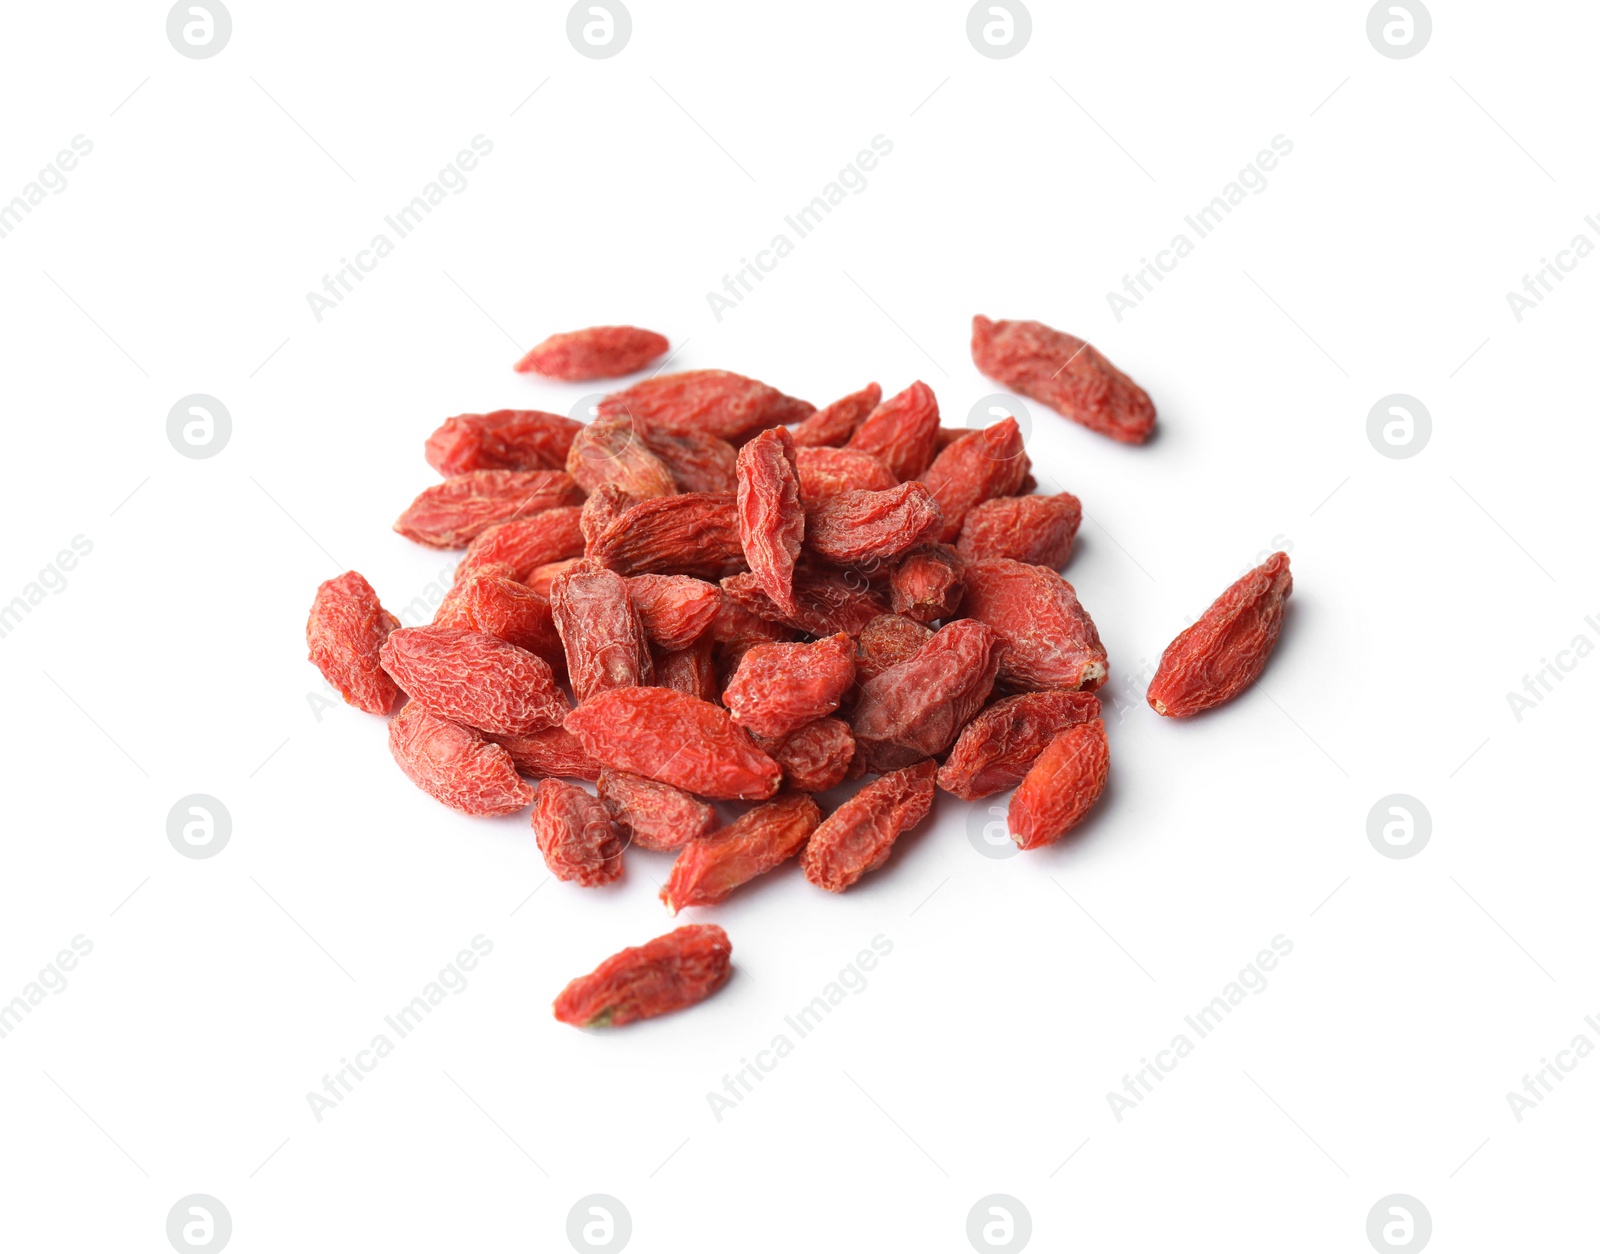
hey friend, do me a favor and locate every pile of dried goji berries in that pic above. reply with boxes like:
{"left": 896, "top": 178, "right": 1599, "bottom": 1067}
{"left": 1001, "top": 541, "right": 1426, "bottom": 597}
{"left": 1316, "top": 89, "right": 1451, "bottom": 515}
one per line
{"left": 307, "top": 319, "right": 1293, "bottom": 1028}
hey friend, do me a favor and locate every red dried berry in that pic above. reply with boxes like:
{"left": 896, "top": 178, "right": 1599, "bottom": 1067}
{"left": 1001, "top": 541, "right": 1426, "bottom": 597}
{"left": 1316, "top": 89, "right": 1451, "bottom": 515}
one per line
{"left": 853, "top": 613, "right": 934, "bottom": 681}
{"left": 956, "top": 492, "right": 1082, "bottom": 569}
{"left": 590, "top": 493, "right": 746, "bottom": 581}
{"left": 889, "top": 544, "right": 966, "bottom": 624}
{"left": 553, "top": 924, "right": 732, "bottom": 1028}
{"left": 597, "top": 768, "right": 717, "bottom": 853}
{"left": 524, "top": 557, "right": 586, "bottom": 598}
{"left": 846, "top": 381, "right": 941, "bottom": 481}
{"left": 722, "top": 632, "right": 856, "bottom": 739}
{"left": 598, "top": 370, "right": 813, "bottom": 442}
{"left": 919, "top": 416, "right": 1029, "bottom": 542}
{"left": 489, "top": 725, "right": 603, "bottom": 780}
{"left": 389, "top": 702, "right": 532, "bottom": 816}
{"left": 971, "top": 315, "right": 1156, "bottom": 444}
{"left": 515, "top": 325, "right": 669, "bottom": 381}
{"left": 960, "top": 558, "right": 1107, "bottom": 692}
{"left": 655, "top": 638, "right": 722, "bottom": 703}
{"left": 1147, "top": 552, "right": 1293, "bottom": 717}
{"left": 456, "top": 507, "right": 586, "bottom": 583}
{"left": 800, "top": 759, "right": 937, "bottom": 893}
{"left": 379, "top": 627, "right": 569, "bottom": 735}
{"left": 566, "top": 414, "right": 678, "bottom": 500}
{"left": 755, "top": 717, "right": 856, "bottom": 793}
{"left": 424, "top": 410, "right": 581, "bottom": 477}
{"left": 639, "top": 428, "right": 738, "bottom": 494}
{"left": 709, "top": 593, "right": 798, "bottom": 650}
{"left": 850, "top": 618, "right": 1002, "bottom": 772}
{"left": 549, "top": 560, "right": 653, "bottom": 703}
{"left": 565, "top": 687, "right": 782, "bottom": 801}
{"left": 394, "top": 470, "right": 583, "bottom": 549}
{"left": 736, "top": 426, "right": 805, "bottom": 616}
{"left": 789, "top": 382, "right": 882, "bottom": 448}
{"left": 532, "top": 778, "right": 625, "bottom": 886}
{"left": 721, "top": 567, "right": 889, "bottom": 638}
{"left": 307, "top": 571, "right": 400, "bottom": 714}
{"left": 795, "top": 445, "right": 898, "bottom": 510}
{"left": 805, "top": 482, "right": 943, "bottom": 566}
{"left": 433, "top": 562, "right": 517, "bottom": 627}
{"left": 444, "top": 572, "right": 565, "bottom": 667}
{"left": 661, "top": 792, "right": 822, "bottom": 913}
{"left": 1008, "top": 719, "right": 1109, "bottom": 849}
{"left": 937, "top": 691, "right": 1101, "bottom": 800}
{"left": 624, "top": 575, "right": 721, "bottom": 651}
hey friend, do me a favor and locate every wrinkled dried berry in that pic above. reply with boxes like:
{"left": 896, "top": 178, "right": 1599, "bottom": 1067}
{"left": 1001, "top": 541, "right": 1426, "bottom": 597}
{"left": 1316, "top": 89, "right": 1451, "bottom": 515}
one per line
{"left": 598, "top": 370, "right": 813, "bottom": 442}
{"left": 550, "top": 560, "right": 653, "bottom": 702}
{"left": 440, "top": 572, "right": 563, "bottom": 665}
{"left": 307, "top": 571, "right": 400, "bottom": 714}
{"left": 805, "top": 482, "right": 943, "bottom": 566}
{"left": 389, "top": 702, "right": 532, "bottom": 815}
{"left": 553, "top": 924, "right": 732, "bottom": 1027}
{"left": 394, "top": 470, "right": 583, "bottom": 549}
{"left": 532, "top": 778, "right": 625, "bottom": 885}
{"left": 722, "top": 632, "right": 856, "bottom": 739}
{"left": 661, "top": 792, "right": 822, "bottom": 913}
{"left": 736, "top": 426, "right": 805, "bottom": 616}
{"left": 524, "top": 557, "right": 586, "bottom": 598}
{"left": 851, "top": 619, "right": 1002, "bottom": 772}
{"left": 755, "top": 717, "right": 856, "bottom": 793}
{"left": 590, "top": 492, "right": 746, "bottom": 581}
{"left": 801, "top": 760, "right": 937, "bottom": 893}
{"left": 937, "top": 691, "right": 1101, "bottom": 800}
{"left": 889, "top": 544, "right": 965, "bottom": 624}
{"left": 566, "top": 414, "right": 678, "bottom": 500}
{"left": 795, "top": 446, "right": 898, "bottom": 510}
{"left": 956, "top": 492, "right": 1082, "bottom": 569}
{"left": 380, "top": 626, "right": 569, "bottom": 735}
{"left": 1009, "top": 719, "right": 1109, "bottom": 849}
{"left": 598, "top": 768, "right": 716, "bottom": 852}
{"left": 919, "top": 416, "right": 1029, "bottom": 542}
{"left": 566, "top": 687, "right": 781, "bottom": 801}
{"left": 639, "top": 428, "right": 738, "bottom": 494}
{"left": 789, "top": 382, "right": 882, "bottom": 448}
{"left": 516, "top": 325, "right": 669, "bottom": 381}
{"left": 425, "top": 410, "right": 581, "bottom": 477}
{"left": 854, "top": 613, "right": 934, "bottom": 681}
{"left": 721, "top": 567, "right": 888, "bottom": 638}
{"left": 960, "top": 558, "right": 1107, "bottom": 692}
{"left": 1147, "top": 552, "right": 1292, "bottom": 717}
{"left": 625, "top": 575, "right": 721, "bottom": 650}
{"left": 655, "top": 638, "right": 721, "bottom": 702}
{"left": 490, "top": 725, "right": 603, "bottom": 780}
{"left": 971, "top": 315, "right": 1155, "bottom": 444}
{"left": 846, "top": 381, "right": 941, "bottom": 481}
{"left": 455, "top": 507, "right": 586, "bottom": 583}
{"left": 580, "top": 482, "right": 630, "bottom": 552}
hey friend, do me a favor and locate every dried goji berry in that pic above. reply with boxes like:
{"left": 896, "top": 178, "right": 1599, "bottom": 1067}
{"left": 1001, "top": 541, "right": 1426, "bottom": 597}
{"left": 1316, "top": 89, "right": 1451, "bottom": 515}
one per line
{"left": 597, "top": 768, "right": 716, "bottom": 852}
{"left": 394, "top": 470, "right": 583, "bottom": 549}
{"left": 456, "top": 507, "right": 586, "bottom": 583}
{"left": 656, "top": 638, "right": 721, "bottom": 703}
{"left": 549, "top": 560, "right": 653, "bottom": 702}
{"left": 722, "top": 632, "right": 856, "bottom": 739}
{"left": 590, "top": 492, "right": 747, "bottom": 581}
{"left": 598, "top": 370, "right": 813, "bottom": 442}
{"left": 553, "top": 924, "right": 732, "bottom": 1027}
{"left": 956, "top": 492, "right": 1082, "bottom": 569}
{"left": 425, "top": 410, "right": 581, "bottom": 476}
{"left": 709, "top": 592, "right": 798, "bottom": 650}
{"left": 580, "top": 482, "right": 629, "bottom": 550}
{"left": 936, "top": 691, "right": 1101, "bottom": 800}
{"left": 434, "top": 562, "right": 518, "bottom": 627}
{"left": 1147, "top": 552, "right": 1292, "bottom": 717}
{"left": 565, "top": 687, "right": 781, "bottom": 801}
{"left": 960, "top": 558, "right": 1107, "bottom": 692}
{"left": 524, "top": 557, "right": 586, "bottom": 598}
{"left": 1008, "top": 719, "right": 1109, "bottom": 849}
{"left": 755, "top": 717, "right": 856, "bottom": 793}
{"left": 801, "top": 759, "right": 937, "bottom": 892}
{"left": 515, "top": 325, "right": 669, "bottom": 381}
{"left": 789, "top": 382, "right": 882, "bottom": 448}
{"left": 379, "top": 626, "right": 569, "bottom": 735}
{"left": 971, "top": 315, "right": 1156, "bottom": 444}
{"left": 919, "top": 416, "right": 1029, "bottom": 542}
{"left": 389, "top": 701, "right": 533, "bottom": 815}
{"left": 532, "top": 778, "right": 625, "bottom": 885}
{"left": 736, "top": 426, "right": 805, "bottom": 616}
{"left": 795, "top": 445, "right": 898, "bottom": 510}
{"left": 489, "top": 725, "right": 603, "bottom": 780}
{"left": 307, "top": 571, "right": 400, "bottom": 714}
{"left": 566, "top": 414, "right": 678, "bottom": 500}
{"left": 619, "top": 574, "right": 721, "bottom": 651}
{"left": 846, "top": 380, "right": 941, "bottom": 481}
{"left": 639, "top": 428, "right": 738, "bottom": 494}
{"left": 805, "top": 482, "right": 943, "bottom": 566}
{"left": 660, "top": 792, "right": 822, "bottom": 913}
{"left": 889, "top": 544, "right": 965, "bottom": 624}
{"left": 721, "top": 566, "right": 889, "bottom": 638}
{"left": 850, "top": 618, "right": 1002, "bottom": 772}
{"left": 442, "top": 571, "right": 564, "bottom": 665}
{"left": 853, "top": 613, "right": 933, "bottom": 681}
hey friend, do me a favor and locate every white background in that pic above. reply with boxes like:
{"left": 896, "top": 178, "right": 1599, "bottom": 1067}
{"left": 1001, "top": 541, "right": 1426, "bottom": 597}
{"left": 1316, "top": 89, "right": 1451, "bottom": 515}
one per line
{"left": 0, "top": 1, "right": 1595, "bottom": 1250}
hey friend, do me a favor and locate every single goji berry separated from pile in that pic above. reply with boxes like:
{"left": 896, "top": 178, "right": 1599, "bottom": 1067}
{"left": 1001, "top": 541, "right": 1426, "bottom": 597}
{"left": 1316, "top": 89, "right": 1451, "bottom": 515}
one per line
{"left": 956, "top": 492, "right": 1083, "bottom": 569}
{"left": 549, "top": 560, "right": 653, "bottom": 702}
{"left": 389, "top": 702, "right": 533, "bottom": 816}
{"left": 850, "top": 619, "right": 1002, "bottom": 772}
{"left": 598, "top": 370, "right": 813, "bottom": 442}
{"left": 306, "top": 571, "right": 400, "bottom": 714}
{"left": 565, "top": 687, "right": 781, "bottom": 801}
{"left": 424, "top": 410, "right": 582, "bottom": 476}
{"left": 597, "top": 769, "right": 716, "bottom": 853}
{"left": 590, "top": 493, "right": 747, "bottom": 580}
{"left": 565, "top": 414, "right": 678, "bottom": 500}
{"left": 532, "top": 778, "right": 625, "bottom": 886}
{"left": 489, "top": 725, "right": 603, "bottom": 780}
{"left": 919, "top": 416, "right": 1029, "bottom": 542}
{"left": 960, "top": 558, "right": 1108, "bottom": 692}
{"left": 853, "top": 613, "right": 934, "bottom": 680}
{"left": 937, "top": 691, "right": 1101, "bottom": 800}
{"left": 456, "top": 508, "right": 586, "bottom": 583}
{"left": 754, "top": 717, "right": 856, "bottom": 792}
{"left": 789, "top": 382, "right": 882, "bottom": 448}
{"left": 801, "top": 759, "right": 938, "bottom": 893}
{"left": 552, "top": 924, "right": 732, "bottom": 1028}
{"left": 1147, "top": 552, "right": 1293, "bottom": 717}
{"left": 736, "top": 426, "right": 805, "bottom": 616}
{"left": 638, "top": 428, "right": 739, "bottom": 495}
{"left": 794, "top": 446, "right": 898, "bottom": 510}
{"left": 971, "top": 315, "right": 1156, "bottom": 444}
{"left": 661, "top": 792, "right": 822, "bottom": 913}
{"left": 515, "top": 325, "right": 669, "bottom": 381}
{"left": 804, "top": 482, "right": 943, "bottom": 566}
{"left": 625, "top": 574, "right": 722, "bottom": 651}
{"left": 722, "top": 632, "right": 856, "bottom": 740}
{"left": 1008, "top": 719, "right": 1110, "bottom": 849}
{"left": 846, "top": 380, "right": 941, "bottom": 481}
{"left": 889, "top": 544, "right": 966, "bottom": 625}
{"left": 393, "top": 470, "right": 583, "bottom": 549}
{"left": 379, "top": 627, "right": 569, "bottom": 736}
{"left": 721, "top": 567, "right": 888, "bottom": 638}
